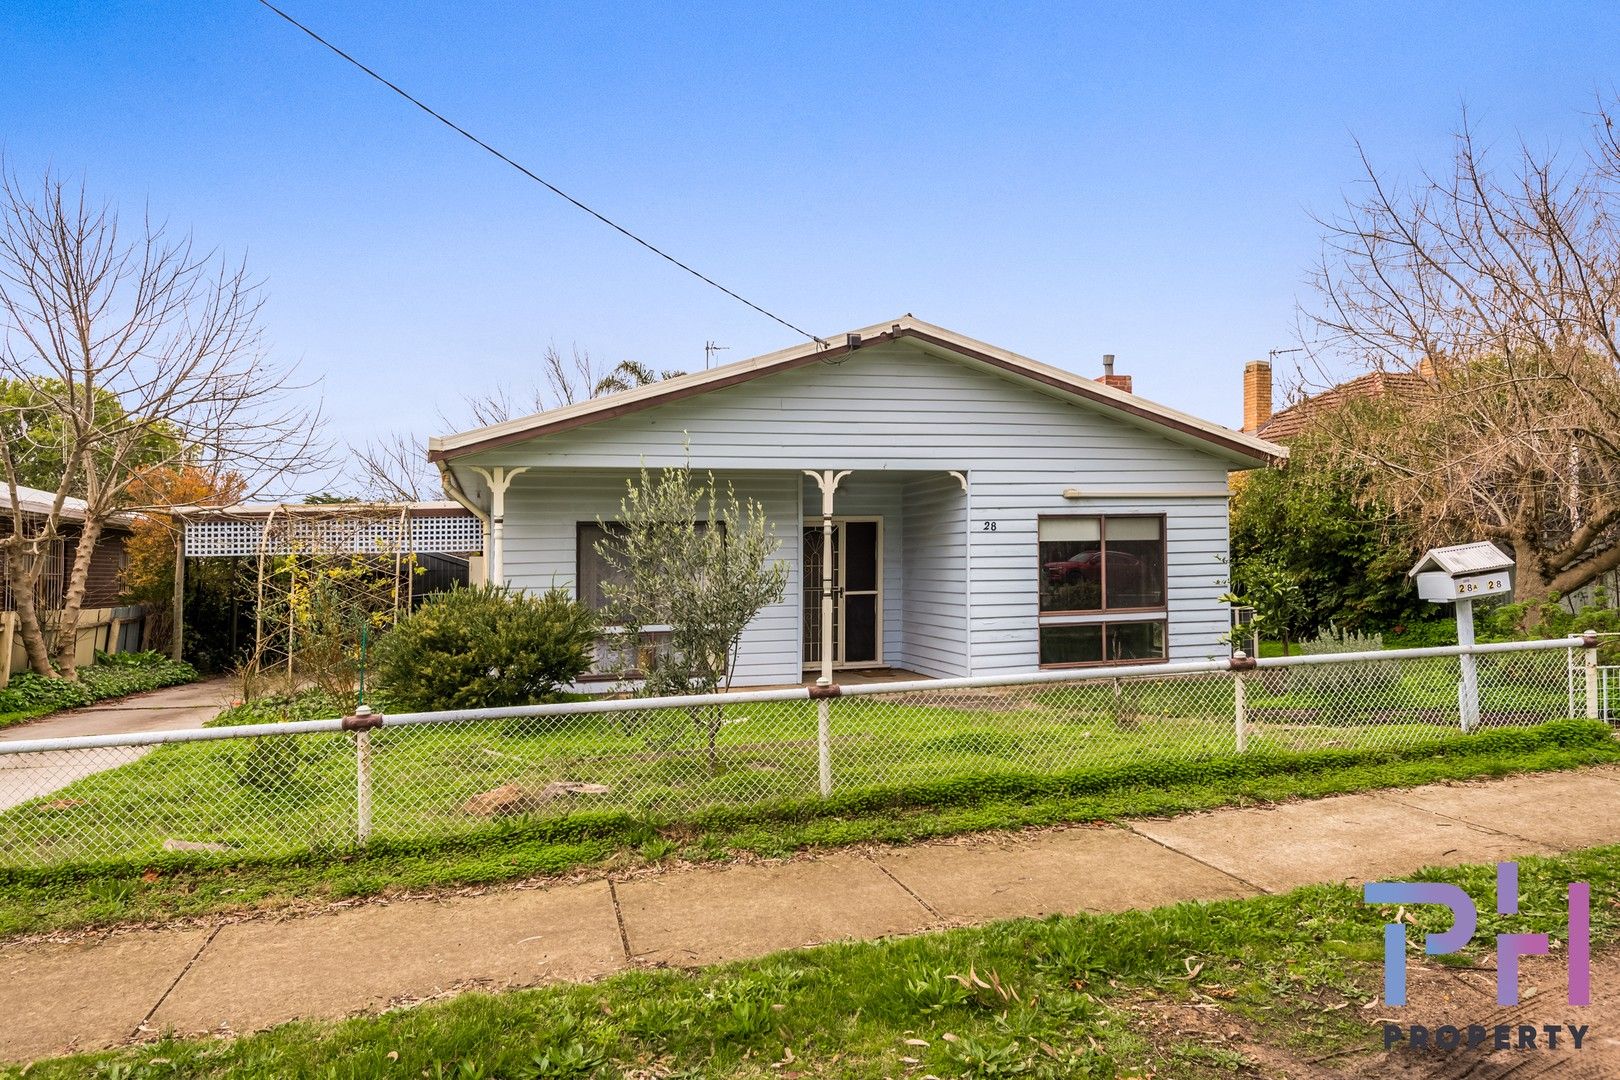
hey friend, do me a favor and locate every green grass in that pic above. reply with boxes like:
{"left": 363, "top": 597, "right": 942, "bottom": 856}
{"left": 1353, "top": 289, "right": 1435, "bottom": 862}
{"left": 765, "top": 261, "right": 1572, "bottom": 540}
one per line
{"left": 0, "top": 719, "right": 1613, "bottom": 940}
{"left": 0, "top": 656, "right": 1578, "bottom": 869}
{"left": 15, "top": 842, "right": 1620, "bottom": 1079}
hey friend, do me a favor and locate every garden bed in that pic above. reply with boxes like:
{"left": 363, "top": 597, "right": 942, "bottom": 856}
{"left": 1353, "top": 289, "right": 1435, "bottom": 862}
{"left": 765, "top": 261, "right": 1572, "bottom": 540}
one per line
{"left": 0, "top": 652, "right": 199, "bottom": 729}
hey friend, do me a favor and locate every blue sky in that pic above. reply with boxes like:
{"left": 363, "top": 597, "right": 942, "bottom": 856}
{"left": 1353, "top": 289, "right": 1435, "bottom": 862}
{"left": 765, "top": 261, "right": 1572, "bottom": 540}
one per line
{"left": 8, "top": 1, "right": 1620, "bottom": 463}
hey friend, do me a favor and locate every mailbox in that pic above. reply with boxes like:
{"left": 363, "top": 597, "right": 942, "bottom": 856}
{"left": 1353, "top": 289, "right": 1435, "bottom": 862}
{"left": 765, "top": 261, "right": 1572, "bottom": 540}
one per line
{"left": 1408, "top": 542, "right": 1515, "bottom": 605}
{"left": 1406, "top": 541, "right": 1515, "bottom": 733}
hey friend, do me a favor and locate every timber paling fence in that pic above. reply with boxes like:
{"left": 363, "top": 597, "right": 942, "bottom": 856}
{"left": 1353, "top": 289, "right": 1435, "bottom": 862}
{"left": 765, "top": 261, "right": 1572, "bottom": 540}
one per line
{"left": 0, "top": 635, "right": 1600, "bottom": 868}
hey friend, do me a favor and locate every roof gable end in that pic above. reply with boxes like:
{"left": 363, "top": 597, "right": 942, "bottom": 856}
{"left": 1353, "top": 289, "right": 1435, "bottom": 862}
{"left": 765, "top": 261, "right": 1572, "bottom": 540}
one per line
{"left": 428, "top": 317, "right": 1287, "bottom": 467}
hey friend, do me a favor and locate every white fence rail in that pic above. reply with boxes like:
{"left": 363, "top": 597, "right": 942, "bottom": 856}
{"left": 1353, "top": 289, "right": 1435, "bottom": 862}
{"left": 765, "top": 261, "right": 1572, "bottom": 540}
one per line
{"left": 0, "top": 635, "right": 1599, "bottom": 868}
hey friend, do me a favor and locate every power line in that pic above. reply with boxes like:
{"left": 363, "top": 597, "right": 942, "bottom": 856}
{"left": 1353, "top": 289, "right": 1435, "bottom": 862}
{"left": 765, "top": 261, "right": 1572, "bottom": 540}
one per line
{"left": 252, "top": 0, "right": 824, "bottom": 345}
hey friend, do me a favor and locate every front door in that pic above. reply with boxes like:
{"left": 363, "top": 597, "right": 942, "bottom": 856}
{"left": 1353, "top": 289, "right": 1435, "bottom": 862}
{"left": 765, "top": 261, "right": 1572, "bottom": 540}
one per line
{"left": 803, "top": 518, "right": 882, "bottom": 668}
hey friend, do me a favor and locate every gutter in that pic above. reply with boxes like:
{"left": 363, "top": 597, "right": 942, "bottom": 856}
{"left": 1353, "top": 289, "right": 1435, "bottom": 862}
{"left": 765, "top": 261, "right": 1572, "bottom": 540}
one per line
{"left": 435, "top": 461, "right": 491, "bottom": 584}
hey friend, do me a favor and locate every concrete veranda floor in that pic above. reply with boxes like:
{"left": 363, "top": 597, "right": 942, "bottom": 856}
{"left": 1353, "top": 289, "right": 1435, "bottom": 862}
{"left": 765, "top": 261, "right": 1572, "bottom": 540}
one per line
{"left": 3, "top": 764, "right": 1619, "bottom": 1063}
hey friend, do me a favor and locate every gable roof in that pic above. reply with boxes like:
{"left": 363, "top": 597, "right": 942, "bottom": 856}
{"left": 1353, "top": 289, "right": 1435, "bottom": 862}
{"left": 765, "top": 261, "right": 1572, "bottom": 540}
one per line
{"left": 1407, "top": 542, "right": 1514, "bottom": 579}
{"left": 1258, "top": 370, "right": 1431, "bottom": 442}
{"left": 428, "top": 316, "right": 1288, "bottom": 467}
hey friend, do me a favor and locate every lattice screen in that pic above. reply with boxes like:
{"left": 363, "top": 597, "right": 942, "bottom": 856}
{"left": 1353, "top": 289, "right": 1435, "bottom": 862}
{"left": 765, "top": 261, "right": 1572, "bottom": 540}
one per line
{"left": 185, "top": 511, "right": 482, "bottom": 557}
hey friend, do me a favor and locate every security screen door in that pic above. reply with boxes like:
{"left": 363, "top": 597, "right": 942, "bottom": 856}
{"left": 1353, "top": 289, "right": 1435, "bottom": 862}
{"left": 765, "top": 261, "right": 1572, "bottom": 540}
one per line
{"left": 803, "top": 518, "right": 882, "bottom": 668}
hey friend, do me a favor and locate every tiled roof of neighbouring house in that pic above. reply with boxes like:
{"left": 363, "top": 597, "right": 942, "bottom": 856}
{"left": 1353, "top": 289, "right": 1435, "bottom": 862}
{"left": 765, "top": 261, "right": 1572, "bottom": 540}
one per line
{"left": 1257, "top": 370, "right": 1432, "bottom": 442}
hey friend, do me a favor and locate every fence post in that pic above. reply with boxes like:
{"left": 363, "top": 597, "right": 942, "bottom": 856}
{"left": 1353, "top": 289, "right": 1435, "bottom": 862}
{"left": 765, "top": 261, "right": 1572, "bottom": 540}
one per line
{"left": 1230, "top": 651, "right": 1253, "bottom": 753}
{"left": 344, "top": 705, "right": 381, "bottom": 844}
{"left": 811, "top": 685, "right": 836, "bottom": 797}
{"left": 1584, "top": 630, "right": 1600, "bottom": 721}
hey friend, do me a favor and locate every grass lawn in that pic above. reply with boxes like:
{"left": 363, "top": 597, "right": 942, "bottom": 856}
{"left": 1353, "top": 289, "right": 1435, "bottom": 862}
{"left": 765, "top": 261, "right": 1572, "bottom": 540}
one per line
{"left": 14, "top": 842, "right": 1618, "bottom": 1079}
{"left": 0, "top": 719, "right": 1613, "bottom": 941}
{"left": 0, "top": 651, "right": 1574, "bottom": 869}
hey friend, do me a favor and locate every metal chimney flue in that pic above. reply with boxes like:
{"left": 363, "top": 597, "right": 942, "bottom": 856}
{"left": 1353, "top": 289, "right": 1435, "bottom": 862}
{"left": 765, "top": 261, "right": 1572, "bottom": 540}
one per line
{"left": 1099, "top": 354, "right": 1132, "bottom": 394}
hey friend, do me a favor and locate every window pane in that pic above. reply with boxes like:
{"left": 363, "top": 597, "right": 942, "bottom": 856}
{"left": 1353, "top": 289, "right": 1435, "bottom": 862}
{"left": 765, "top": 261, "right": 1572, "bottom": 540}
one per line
{"left": 1039, "top": 623, "right": 1103, "bottom": 665}
{"left": 843, "top": 521, "right": 878, "bottom": 592}
{"left": 1038, "top": 517, "right": 1101, "bottom": 542}
{"left": 576, "top": 522, "right": 629, "bottom": 611}
{"left": 1106, "top": 517, "right": 1161, "bottom": 541}
{"left": 1106, "top": 620, "right": 1165, "bottom": 661}
{"left": 1104, "top": 517, "right": 1165, "bottom": 609}
{"left": 1040, "top": 517, "right": 1103, "bottom": 612}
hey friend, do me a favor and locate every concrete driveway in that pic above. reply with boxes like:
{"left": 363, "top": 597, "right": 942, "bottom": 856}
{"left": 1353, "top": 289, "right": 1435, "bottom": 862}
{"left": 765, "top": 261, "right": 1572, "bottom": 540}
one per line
{"left": 0, "top": 677, "right": 234, "bottom": 811}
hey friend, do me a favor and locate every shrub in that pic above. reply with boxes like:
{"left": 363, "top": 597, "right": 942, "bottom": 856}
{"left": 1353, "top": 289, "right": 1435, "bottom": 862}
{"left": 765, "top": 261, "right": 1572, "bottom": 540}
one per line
{"left": 1287, "top": 629, "right": 1401, "bottom": 699}
{"left": 229, "top": 736, "right": 308, "bottom": 793}
{"left": 372, "top": 585, "right": 599, "bottom": 711}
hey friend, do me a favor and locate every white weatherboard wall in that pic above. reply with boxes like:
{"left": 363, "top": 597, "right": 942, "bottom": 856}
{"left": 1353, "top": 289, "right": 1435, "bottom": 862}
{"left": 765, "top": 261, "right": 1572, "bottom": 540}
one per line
{"left": 900, "top": 473, "right": 970, "bottom": 677}
{"left": 465, "top": 342, "right": 1238, "bottom": 683}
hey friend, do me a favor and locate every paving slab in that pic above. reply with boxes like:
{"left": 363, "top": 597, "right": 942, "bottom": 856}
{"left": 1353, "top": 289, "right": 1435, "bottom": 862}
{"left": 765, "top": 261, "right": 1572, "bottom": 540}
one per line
{"left": 150, "top": 881, "right": 623, "bottom": 1036}
{"left": 0, "top": 928, "right": 208, "bottom": 1062}
{"left": 615, "top": 853, "right": 930, "bottom": 966}
{"left": 1381, "top": 768, "right": 1620, "bottom": 851}
{"left": 877, "top": 825, "right": 1254, "bottom": 921}
{"left": 1129, "top": 792, "right": 1559, "bottom": 893}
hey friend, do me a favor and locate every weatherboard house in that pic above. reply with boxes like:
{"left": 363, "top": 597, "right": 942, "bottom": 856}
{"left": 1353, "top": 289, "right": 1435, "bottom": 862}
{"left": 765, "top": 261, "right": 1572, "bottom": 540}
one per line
{"left": 428, "top": 317, "right": 1287, "bottom": 686}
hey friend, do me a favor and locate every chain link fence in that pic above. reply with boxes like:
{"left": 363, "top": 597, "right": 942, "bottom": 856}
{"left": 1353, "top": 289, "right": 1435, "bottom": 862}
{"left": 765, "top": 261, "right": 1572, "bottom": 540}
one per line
{"left": 0, "top": 636, "right": 1598, "bottom": 868}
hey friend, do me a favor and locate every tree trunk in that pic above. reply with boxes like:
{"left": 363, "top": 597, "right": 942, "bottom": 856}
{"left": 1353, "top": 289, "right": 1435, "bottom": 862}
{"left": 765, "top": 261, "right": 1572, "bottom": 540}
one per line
{"left": 9, "top": 547, "right": 56, "bottom": 677}
{"left": 51, "top": 517, "right": 104, "bottom": 680}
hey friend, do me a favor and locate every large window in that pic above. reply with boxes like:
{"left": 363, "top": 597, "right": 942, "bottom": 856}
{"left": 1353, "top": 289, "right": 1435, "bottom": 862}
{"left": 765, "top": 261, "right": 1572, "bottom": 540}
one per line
{"left": 577, "top": 521, "right": 723, "bottom": 676}
{"left": 1038, "top": 515, "right": 1165, "bottom": 612}
{"left": 1037, "top": 515, "right": 1167, "bottom": 667}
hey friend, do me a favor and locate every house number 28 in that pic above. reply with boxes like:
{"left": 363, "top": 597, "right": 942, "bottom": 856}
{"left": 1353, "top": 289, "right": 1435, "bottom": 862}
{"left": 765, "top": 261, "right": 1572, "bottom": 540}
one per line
{"left": 981, "top": 520, "right": 998, "bottom": 531}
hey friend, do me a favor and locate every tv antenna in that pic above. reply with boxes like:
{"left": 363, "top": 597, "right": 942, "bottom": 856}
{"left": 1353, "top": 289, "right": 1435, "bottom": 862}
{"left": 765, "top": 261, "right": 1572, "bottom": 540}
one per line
{"left": 704, "top": 341, "right": 730, "bottom": 369}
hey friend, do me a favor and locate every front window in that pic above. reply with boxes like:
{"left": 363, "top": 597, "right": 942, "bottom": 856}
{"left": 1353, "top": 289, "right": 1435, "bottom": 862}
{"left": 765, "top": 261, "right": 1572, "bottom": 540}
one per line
{"left": 1039, "top": 516, "right": 1165, "bottom": 612}
{"left": 1037, "top": 515, "right": 1167, "bottom": 667}
{"left": 575, "top": 521, "right": 629, "bottom": 611}
{"left": 576, "top": 521, "right": 669, "bottom": 675}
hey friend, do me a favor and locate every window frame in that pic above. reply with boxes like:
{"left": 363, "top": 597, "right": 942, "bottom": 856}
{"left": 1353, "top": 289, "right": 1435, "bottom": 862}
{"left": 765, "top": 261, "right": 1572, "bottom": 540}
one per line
{"left": 574, "top": 519, "right": 718, "bottom": 680}
{"left": 1036, "top": 513, "right": 1169, "bottom": 670}
{"left": 1037, "top": 513, "right": 1168, "bottom": 616}
{"left": 1037, "top": 617, "right": 1170, "bottom": 670}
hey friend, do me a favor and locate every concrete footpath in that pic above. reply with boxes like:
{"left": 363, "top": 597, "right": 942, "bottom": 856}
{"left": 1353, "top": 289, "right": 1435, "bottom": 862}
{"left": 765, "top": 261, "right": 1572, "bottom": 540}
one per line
{"left": 4, "top": 765, "right": 1619, "bottom": 1063}
{"left": 0, "top": 678, "right": 235, "bottom": 812}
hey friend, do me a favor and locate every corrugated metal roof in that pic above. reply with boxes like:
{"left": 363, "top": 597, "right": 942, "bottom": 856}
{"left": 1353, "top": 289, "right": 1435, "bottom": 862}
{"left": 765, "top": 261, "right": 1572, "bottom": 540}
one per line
{"left": 1407, "top": 542, "right": 1515, "bottom": 578}
{"left": 6, "top": 484, "right": 90, "bottom": 520}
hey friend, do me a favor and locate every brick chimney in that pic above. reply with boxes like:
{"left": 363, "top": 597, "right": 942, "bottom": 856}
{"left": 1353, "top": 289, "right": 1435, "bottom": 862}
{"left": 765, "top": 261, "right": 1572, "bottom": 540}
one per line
{"left": 1099, "top": 353, "right": 1132, "bottom": 393}
{"left": 1242, "top": 359, "right": 1272, "bottom": 433}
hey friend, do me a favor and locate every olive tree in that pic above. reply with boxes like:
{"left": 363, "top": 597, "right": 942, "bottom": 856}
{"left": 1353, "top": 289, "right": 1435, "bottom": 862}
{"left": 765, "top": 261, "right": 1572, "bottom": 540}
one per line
{"left": 597, "top": 462, "right": 788, "bottom": 772}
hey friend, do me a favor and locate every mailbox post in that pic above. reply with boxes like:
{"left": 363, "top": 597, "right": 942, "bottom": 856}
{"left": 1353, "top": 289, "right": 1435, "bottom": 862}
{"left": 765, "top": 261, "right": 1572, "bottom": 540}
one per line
{"left": 1407, "top": 542, "right": 1515, "bottom": 731}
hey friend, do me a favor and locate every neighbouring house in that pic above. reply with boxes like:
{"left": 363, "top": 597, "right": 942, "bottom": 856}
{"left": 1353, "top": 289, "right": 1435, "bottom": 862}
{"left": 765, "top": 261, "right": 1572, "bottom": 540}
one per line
{"left": 0, "top": 484, "right": 146, "bottom": 678}
{"left": 1239, "top": 357, "right": 1432, "bottom": 442}
{"left": 429, "top": 317, "right": 1287, "bottom": 686}
{"left": 1239, "top": 359, "right": 1620, "bottom": 611}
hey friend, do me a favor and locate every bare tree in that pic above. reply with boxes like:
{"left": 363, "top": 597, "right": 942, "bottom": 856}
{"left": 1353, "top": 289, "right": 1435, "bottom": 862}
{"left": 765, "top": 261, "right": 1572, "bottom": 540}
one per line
{"left": 352, "top": 430, "right": 434, "bottom": 502}
{"left": 349, "top": 345, "right": 684, "bottom": 501}
{"left": 0, "top": 167, "right": 323, "bottom": 677}
{"left": 1304, "top": 107, "right": 1620, "bottom": 604}
{"left": 455, "top": 344, "right": 682, "bottom": 427}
